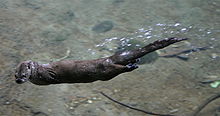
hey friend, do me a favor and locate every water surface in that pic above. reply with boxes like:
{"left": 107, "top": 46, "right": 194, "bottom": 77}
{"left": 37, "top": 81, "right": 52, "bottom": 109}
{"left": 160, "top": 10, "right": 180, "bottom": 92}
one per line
{"left": 0, "top": 0, "right": 219, "bottom": 116}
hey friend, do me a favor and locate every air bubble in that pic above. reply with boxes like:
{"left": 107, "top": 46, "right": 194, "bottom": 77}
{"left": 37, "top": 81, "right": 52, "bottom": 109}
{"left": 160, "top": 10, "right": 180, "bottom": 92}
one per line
{"left": 174, "top": 23, "right": 180, "bottom": 26}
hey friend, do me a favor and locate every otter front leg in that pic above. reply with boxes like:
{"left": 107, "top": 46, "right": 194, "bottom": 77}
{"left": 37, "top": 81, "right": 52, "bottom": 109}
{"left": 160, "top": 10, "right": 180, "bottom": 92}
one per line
{"left": 116, "top": 63, "right": 139, "bottom": 72}
{"left": 99, "top": 62, "right": 139, "bottom": 81}
{"left": 125, "top": 63, "right": 139, "bottom": 71}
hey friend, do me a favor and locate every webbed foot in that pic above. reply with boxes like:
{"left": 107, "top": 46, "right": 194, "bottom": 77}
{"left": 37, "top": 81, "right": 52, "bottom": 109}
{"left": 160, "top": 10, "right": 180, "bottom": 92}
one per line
{"left": 125, "top": 63, "right": 139, "bottom": 72}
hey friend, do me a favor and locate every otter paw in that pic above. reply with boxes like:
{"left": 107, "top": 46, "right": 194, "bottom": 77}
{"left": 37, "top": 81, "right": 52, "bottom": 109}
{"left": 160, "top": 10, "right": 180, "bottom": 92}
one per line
{"left": 125, "top": 63, "right": 139, "bottom": 71}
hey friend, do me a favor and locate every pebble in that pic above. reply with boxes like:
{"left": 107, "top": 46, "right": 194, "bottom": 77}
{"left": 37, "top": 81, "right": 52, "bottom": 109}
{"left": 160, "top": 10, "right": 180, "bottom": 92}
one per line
{"left": 74, "top": 101, "right": 79, "bottom": 104}
{"left": 211, "top": 53, "right": 219, "bottom": 59}
{"left": 169, "top": 109, "right": 179, "bottom": 113}
{"left": 113, "top": 0, "right": 125, "bottom": 4}
{"left": 63, "top": 10, "right": 75, "bottom": 21}
{"left": 87, "top": 100, "right": 93, "bottom": 104}
{"left": 5, "top": 101, "right": 10, "bottom": 105}
{"left": 92, "top": 21, "right": 114, "bottom": 33}
{"left": 206, "top": 75, "right": 218, "bottom": 79}
{"left": 113, "top": 0, "right": 125, "bottom": 5}
{"left": 47, "top": 109, "right": 52, "bottom": 112}
{"left": 114, "top": 89, "right": 119, "bottom": 93}
{"left": 92, "top": 97, "right": 97, "bottom": 100}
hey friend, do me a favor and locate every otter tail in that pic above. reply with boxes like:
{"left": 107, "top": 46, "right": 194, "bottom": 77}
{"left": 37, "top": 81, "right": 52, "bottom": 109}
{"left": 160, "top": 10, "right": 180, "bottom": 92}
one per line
{"left": 109, "top": 37, "right": 188, "bottom": 65}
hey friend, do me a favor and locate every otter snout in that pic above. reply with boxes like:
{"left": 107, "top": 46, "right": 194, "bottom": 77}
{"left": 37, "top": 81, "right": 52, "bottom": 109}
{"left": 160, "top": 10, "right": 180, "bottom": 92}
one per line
{"left": 15, "top": 78, "right": 27, "bottom": 84}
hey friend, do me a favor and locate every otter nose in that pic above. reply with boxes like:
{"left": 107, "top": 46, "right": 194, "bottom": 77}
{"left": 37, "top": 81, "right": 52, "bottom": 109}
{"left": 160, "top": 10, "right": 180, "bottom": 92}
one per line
{"left": 16, "top": 78, "right": 25, "bottom": 84}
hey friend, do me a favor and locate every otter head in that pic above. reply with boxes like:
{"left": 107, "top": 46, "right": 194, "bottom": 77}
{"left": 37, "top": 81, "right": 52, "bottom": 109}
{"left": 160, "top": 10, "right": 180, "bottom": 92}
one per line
{"left": 15, "top": 60, "right": 34, "bottom": 84}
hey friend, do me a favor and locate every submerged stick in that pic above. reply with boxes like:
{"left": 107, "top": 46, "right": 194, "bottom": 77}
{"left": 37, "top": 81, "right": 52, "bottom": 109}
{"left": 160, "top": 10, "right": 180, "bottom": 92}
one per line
{"left": 191, "top": 93, "right": 220, "bottom": 116}
{"left": 100, "top": 92, "right": 175, "bottom": 116}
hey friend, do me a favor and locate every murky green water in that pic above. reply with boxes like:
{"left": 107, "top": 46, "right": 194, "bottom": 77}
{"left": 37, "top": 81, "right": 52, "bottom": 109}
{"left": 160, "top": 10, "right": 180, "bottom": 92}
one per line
{"left": 0, "top": 0, "right": 219, "bottom": 116}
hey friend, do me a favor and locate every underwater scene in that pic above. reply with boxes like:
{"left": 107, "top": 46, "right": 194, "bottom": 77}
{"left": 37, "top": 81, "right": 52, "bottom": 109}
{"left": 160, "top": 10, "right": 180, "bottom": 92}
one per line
{"left": 0, "top": 0, "right": 220, "bottom": 116}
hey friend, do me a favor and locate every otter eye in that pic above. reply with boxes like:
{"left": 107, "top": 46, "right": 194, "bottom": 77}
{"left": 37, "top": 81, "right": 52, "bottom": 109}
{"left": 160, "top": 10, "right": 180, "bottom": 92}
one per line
{"left": 25, "top": 65, "right": 31, "bottom": 69}
{"left": 27, "top": 62, "right": 32, "bottom": 69}
{"left": 21, "top": 73, "right": 26, "bottom": 77}
{"left": 27, "top": 65, "right": 31, "bottom": 69}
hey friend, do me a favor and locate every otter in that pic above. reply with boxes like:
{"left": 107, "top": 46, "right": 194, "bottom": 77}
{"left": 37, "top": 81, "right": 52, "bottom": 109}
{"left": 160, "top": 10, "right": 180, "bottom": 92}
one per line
{"left": 15, "top": 37, "right": 187, "bottom": 85}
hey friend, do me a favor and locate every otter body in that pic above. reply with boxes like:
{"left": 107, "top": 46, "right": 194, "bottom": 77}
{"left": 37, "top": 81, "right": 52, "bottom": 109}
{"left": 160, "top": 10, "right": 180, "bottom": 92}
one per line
{"left": 15, "top": 38, "right": 187, "bottom": 85}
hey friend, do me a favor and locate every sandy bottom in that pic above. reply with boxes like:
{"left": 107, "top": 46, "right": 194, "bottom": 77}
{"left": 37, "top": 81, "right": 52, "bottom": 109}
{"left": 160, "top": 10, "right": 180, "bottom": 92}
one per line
{"left": 0, "top": 0, "right": 220, "bottom": 116}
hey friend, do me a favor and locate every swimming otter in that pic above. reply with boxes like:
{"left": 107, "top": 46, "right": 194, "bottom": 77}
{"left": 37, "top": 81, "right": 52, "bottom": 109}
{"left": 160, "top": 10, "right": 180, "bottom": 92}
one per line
{"left": 15, "top": 37, "right": 187, "bottom": 85}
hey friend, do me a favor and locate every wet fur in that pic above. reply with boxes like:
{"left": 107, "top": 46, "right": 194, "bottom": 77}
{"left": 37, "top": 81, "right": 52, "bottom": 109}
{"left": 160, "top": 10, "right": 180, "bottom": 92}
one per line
{"left": 15, "top": 37, "right": 187, "bottom": 85}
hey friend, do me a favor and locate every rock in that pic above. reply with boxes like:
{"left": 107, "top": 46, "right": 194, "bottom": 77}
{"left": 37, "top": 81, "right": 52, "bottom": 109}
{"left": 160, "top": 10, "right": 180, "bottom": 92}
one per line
{"left": 211, "top": 53, "right": 219, "bottom": 59}
{"left": 62, "top": 10, "right": 75, "bottom": 22}
{"left": 113, "top": 0, "right": 125, "bottom": 4}
{"left": 23, "top": 0, "right": 44, "bottom": 10}
{"left": 87, "top": 100, "right": 93, "bottom": 104}
{"left": 92, "top": 21, "right": 114, "bottom": 33}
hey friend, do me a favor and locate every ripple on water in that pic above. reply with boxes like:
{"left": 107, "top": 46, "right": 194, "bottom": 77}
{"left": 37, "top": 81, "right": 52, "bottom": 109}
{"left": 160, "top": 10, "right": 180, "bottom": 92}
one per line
{"left": 89, "top": 23, "right": 219, "bottom": 62}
